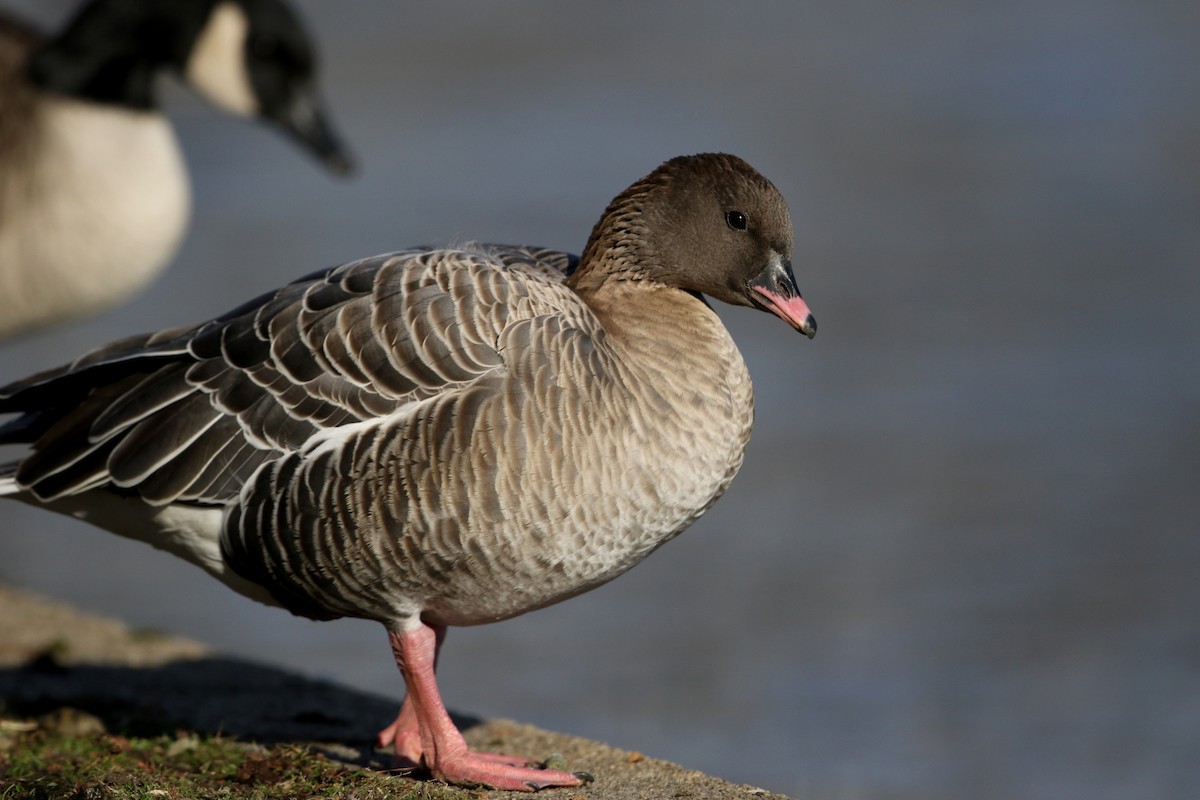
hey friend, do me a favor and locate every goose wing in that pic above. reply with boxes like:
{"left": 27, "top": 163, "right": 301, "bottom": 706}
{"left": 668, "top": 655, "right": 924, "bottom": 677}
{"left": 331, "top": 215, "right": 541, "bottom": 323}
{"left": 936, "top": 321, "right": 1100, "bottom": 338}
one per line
{"left": 0, "top": 245, "right": 577, "bottom": 506}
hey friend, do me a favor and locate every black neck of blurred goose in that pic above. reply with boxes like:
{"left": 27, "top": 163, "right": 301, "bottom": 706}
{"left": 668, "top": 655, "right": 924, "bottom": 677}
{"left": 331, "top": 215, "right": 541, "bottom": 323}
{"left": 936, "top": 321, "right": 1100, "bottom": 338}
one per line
{"left": 28, "top": 0, "right": 210, "bottom": 110}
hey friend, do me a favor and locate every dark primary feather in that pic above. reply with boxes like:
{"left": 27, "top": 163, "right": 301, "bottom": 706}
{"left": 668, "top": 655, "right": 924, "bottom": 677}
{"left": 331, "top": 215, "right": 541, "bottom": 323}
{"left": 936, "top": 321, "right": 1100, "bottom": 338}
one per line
{"left": 0, "top": 245, "right": 577, "bottom": 506}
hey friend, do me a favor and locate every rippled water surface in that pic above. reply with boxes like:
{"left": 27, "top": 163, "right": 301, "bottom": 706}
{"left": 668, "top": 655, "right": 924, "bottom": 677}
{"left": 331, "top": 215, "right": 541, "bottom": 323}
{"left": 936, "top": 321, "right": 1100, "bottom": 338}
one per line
{"left": 2, "top": 3, "right": 1198, "bottom": 798}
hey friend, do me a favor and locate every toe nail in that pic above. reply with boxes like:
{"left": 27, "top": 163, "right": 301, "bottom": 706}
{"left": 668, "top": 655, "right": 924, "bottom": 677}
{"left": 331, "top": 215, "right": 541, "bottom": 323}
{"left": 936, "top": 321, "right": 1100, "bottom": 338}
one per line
{"left": 574, "top": 771, "right": 595, "bottom": 783}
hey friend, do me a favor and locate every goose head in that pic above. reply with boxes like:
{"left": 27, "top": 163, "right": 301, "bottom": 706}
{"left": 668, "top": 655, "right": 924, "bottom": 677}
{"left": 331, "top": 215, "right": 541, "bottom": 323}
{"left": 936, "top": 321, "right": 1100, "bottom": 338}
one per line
{"left": 576, "top": 153, "right": 816, "bottom": 337}
{"left": 27, "top": 0, "right": 353, "bottom": 174}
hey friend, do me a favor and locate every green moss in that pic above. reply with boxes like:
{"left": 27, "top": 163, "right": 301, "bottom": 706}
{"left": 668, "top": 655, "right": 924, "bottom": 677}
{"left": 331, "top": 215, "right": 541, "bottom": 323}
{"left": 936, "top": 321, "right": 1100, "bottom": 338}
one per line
{"left": 0, "top": 717, "right": 473, "bottom": 800}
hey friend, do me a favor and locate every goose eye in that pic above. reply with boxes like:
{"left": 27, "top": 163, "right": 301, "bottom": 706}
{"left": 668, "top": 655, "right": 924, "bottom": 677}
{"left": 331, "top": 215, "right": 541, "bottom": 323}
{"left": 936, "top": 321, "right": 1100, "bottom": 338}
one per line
{"left": 725, "top": 210, "right": 747, "bottom": 231}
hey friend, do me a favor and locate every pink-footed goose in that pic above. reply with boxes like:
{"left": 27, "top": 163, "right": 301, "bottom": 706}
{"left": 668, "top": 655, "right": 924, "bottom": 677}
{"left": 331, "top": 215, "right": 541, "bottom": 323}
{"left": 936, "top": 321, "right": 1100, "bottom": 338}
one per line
{"left": 0, "top": 153, "right": 815, "bottom": 790}
{"left": 0, "top": 0, "right": 352, "bottom": 340}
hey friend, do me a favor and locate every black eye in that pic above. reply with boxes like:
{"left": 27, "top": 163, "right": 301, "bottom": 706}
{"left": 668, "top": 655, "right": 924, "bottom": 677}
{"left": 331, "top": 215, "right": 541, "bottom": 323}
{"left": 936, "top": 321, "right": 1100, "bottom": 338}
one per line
{"left": 725, "top": 210, "right": 747, "bottom": 231}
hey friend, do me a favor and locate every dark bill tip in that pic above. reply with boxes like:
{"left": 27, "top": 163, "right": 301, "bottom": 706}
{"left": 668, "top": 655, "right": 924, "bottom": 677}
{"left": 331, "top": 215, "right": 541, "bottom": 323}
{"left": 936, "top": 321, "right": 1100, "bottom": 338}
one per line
{"left": 748, "top": 256, "right": 817, "bottom": 338}
{"left": 272, "top": 89, "right": 356, "bottom": 176}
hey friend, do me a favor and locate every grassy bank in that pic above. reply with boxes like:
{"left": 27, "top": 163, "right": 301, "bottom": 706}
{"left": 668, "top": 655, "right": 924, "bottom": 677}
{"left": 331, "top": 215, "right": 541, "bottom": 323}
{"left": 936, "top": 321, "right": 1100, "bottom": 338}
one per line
{"left": 0, "top": 711, "right": 471, "bottom": 800}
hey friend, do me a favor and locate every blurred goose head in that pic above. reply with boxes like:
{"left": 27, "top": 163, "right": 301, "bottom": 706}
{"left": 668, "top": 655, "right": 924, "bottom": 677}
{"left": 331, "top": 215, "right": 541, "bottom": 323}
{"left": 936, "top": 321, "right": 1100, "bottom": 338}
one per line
{"left": 27, "top": 0, "right": 353, "bottom": 173}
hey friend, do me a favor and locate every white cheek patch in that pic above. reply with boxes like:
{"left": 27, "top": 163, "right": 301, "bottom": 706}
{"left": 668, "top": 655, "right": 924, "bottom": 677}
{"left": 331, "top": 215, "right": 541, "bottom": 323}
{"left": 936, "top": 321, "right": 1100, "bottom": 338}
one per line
{"left": 184, "top": 2, "right": 258, "bottom": 116}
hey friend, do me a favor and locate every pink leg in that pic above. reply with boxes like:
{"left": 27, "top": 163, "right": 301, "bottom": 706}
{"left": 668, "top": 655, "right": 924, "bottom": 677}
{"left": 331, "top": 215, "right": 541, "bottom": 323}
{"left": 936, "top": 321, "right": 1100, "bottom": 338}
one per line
{"left": 378, "top": 626, "right": 528, "bottom": 767}
{"left": 378, "top": 625, "right": 446, "bottom": 765}
{"left": 383, "top": 624, "right": 591, "bottom": 791}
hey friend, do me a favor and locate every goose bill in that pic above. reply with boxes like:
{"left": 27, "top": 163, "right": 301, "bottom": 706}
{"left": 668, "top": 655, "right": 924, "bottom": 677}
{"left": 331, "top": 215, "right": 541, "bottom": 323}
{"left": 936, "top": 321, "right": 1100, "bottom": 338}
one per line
{"left": 748, "top": 257, "right": 817, "bottom": 338}
{"left": 273, "top": 87, "right": 355, "bottom": 175}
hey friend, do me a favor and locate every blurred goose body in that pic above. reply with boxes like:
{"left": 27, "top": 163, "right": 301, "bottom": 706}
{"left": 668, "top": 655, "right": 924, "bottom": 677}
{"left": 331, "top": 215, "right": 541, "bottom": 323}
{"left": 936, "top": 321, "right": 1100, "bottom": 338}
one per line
{"left": 0, "top": 154, "right": 815, "bottom": 790}
{"left": 0, "top": 0, "right": 352, "bottom": 340}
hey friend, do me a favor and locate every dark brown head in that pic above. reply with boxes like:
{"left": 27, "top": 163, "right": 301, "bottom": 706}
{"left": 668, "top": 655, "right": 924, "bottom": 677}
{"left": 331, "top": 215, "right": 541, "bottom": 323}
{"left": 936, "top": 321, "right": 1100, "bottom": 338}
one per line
{"left": 573, "top": 153, "right": 815, "bottom": 337}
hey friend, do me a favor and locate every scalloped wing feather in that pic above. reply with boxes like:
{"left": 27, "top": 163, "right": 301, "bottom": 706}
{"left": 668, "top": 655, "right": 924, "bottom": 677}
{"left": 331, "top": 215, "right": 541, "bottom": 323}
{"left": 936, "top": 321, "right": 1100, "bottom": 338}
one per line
{"left": 1, "top": 245, "right": 578, "bottom": 507}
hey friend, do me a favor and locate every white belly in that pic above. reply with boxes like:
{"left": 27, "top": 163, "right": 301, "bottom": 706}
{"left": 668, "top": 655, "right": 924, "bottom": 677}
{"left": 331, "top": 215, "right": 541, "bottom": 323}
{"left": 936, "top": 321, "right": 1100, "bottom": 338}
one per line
{"left": 0, "top": 96, "right": 190, "bottom": 337}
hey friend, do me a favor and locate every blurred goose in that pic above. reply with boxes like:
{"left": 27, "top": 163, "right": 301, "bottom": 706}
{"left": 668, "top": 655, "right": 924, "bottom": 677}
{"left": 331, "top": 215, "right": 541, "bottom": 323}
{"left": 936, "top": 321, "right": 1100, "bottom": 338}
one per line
{"left": 0, "top": 153, "right": 815, "bottom": 790}
{"left": 0, "top": 0, "right": 353, "bottom": 340}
